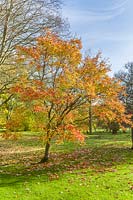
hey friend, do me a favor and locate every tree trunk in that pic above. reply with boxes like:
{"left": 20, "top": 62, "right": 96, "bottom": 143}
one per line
{"left": 40, "top": 141, "right": 50, "bottom": 163}
{"left": 112, "top": 129, "right": 118, "bottom": 135}
{"left": 88, "top": 101, "right": 92, "bottom": 134}
{"left": 131, "top": 127, "right": 133, "bottom": 149}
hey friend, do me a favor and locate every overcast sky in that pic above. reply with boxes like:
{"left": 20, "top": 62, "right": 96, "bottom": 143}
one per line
{"left": 63, "top": 0, "right": 133, "bottom": 74}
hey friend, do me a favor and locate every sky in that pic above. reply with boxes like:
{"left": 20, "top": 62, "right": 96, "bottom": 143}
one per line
{"left": 62, "top": 0, "right": 133, "bottom": 74}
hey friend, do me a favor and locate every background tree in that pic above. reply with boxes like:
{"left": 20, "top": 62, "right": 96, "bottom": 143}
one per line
{"left": 0, "top": 0, "right": 69, "bottom": 106}
{"left": 78, "top": 55, "right": 129, "bottom": 134}
{"left": 115, "top": 62, "right": 133, "bottom": 148}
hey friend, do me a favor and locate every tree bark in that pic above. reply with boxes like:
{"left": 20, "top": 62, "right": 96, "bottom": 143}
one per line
{"left": 40, "top": 141, "right": 50, "bottom": 163}
{"left": 88, "top": 101, "right": 92, "bottom": 134}
{"left": 131, "top": 127, "right": 133, "bottom": 149}
{"left": 112, "top": 129, "right": 118, "bottom": 135}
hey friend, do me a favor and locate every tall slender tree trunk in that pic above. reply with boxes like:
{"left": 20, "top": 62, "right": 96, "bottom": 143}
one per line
{"left": 131, "top": 127, "right": 133, "bottom": 149}
{"left": 40, "top": 141, "right": 50, "bottom": 163}
{"left": 89, "top": 100, "right": 92, "bottom": 134}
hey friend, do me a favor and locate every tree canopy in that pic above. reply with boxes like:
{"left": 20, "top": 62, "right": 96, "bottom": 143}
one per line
{"left": 9, "top": 31, "right": 130, "bottom": 161}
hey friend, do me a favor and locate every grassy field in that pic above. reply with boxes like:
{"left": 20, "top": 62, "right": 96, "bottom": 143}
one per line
{"left": 0, "top": 131, "right": 133, "bottom": 200}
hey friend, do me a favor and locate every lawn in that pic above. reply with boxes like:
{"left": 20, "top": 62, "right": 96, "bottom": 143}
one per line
{"left": 0, "top": 131, "right": 133, "bottom": 200}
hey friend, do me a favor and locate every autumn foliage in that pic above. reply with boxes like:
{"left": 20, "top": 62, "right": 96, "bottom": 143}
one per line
{"left": 10, "top": 31, "right": 130, "bottom": 161}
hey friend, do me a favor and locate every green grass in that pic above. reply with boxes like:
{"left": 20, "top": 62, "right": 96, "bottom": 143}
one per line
{"left": 0, "top": 131, "right": 133, "bottom": 200}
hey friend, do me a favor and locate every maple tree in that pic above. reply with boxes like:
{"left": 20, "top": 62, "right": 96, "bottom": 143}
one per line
{"left": 75, "top": 55, "right": 130, "bottom": 134}
{"left": 92, "top": 78, "right": 130, "bottom": 130}
{"left": 11, "top": 31, "right": 130, "bottom": 162}
{"left": 12, "top": 31, "right": 85, "bottom": 162}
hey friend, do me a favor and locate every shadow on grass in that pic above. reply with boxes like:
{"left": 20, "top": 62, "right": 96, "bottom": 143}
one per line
{"left": 0, "top": 143, "right": 133, "bottom": 188}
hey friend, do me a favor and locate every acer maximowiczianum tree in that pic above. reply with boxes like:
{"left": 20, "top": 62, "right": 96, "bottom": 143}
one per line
{"left": 115, "top": 63, "right": 133, "bottom": 148}
{"left": 0, "top": 0, "right": 69, "bottom": 107}
{"left": 12, "top": 32, "right": 129, "bottom": 162}
{"left": 13, "top": 32, "right": 86, "bottom": 162}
